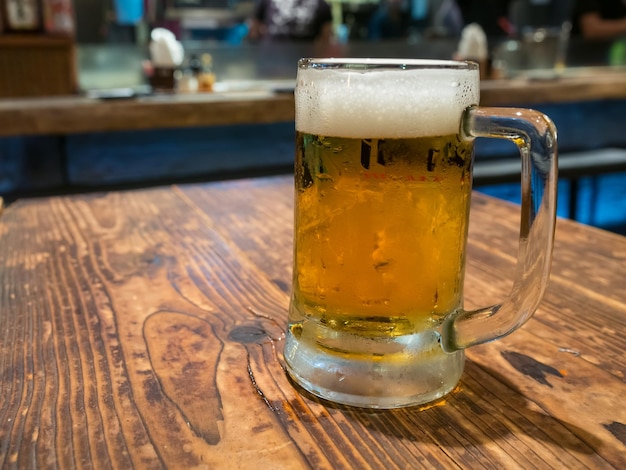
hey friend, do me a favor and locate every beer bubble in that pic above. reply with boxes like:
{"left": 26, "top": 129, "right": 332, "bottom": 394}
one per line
{"left": 290, "top": 323, "right": 303, "bottom": 339}
{"left": 374, "top": 260, "right": 392, "bottom": 273}
{"left": 316, "top": 173, "right": 334, "bottom": 181}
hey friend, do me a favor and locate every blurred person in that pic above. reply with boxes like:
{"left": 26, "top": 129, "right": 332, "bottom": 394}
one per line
{"left": 431, "top": 0, "right": 465, "bottom": 36}
{"left": 456, "top": 0, "right": 515, "bottom": 36}
{"left": 571, "top": 0, "right": 626, "bottom": 40}
{"left": 247, "top": 0, "right": 333, "bottom": 43}
{"left": 368, "top": 0, "right": 463, "bottom": 41}
{"left": 368, "top": 0, "right": 412, "bottom": 40}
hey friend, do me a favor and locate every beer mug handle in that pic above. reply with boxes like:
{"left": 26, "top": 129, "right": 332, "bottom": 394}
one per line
{"left": 440, "top": 106, "right": 558, "bottom": 352}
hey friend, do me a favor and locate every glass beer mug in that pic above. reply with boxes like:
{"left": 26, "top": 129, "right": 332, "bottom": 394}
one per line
{"left": 284, "top": 58, "right": 557, "bottom": 408}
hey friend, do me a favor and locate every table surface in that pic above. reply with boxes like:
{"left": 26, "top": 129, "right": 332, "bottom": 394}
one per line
{"left": 1, "top": 175, "right": 626, "bottom": 468}
{"left": 1, "top": 66, "right": 626, "bottom": 137}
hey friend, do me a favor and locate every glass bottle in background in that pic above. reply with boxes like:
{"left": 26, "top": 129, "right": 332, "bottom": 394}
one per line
{"left": 178, "top": 54, "right": 200, "bottom": 93}
{"left": 197, "top": 53, "right": 215, "bottom": 93}
{"left": 610, "top": 39, "right": 626, "bottom": 66}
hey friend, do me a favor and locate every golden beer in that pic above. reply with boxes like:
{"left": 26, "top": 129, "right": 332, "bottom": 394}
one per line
{"left": 292, "top": 132, "right": 472, "bottom": 340}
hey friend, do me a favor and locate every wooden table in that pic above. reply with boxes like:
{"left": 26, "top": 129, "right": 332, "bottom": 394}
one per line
{"left": 1, "top": 175, "right": 625, "bottom": 468}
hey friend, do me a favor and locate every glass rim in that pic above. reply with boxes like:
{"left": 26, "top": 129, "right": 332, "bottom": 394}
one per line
{"left": 298, "top": 58, "right": 479, "bottom": 71}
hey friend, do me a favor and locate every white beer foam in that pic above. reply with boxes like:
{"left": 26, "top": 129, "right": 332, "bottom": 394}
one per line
{"left": 295, "top": 62, "right": 479, "bottom": 139}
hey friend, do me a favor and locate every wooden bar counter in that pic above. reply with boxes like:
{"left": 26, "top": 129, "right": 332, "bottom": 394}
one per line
{"left": 1, "top": 66, "right": 626, "bottom": 137}
{"left": 1, "top": 175, "right": 625, "bottom": 468}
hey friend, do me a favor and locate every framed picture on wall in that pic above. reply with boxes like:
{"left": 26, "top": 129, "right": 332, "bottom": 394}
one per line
{"left": 2, "top": 0, "right": 42, "bottom": 32}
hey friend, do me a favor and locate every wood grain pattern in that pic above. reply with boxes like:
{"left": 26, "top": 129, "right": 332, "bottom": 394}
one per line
{"left": 0, "top": 91, "right": 296, "bottom": 137}
{"left": 1, "top": 175, "right": 625, "bottom": 468}
{"left": 0, "top": 35, "right": 77, "bottom": 99}
{"left": 479, "top": 68, "right": 626, "bottom": 106}
{"left": 1, "top": 67, "right": 626, "bottom": 137}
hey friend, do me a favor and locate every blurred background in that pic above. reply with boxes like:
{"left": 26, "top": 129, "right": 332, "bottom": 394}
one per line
{"left": 77, "top": 0, "right": 625, "bottom": 90}
{"left": 1, "top": 0, "right": 626, "bottom": 234}
{"left": 2, "top": 0, "right": 624, "bottom": 93}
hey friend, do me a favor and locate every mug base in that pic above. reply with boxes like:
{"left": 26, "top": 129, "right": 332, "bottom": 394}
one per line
{"left": 283, "top": 323, "right": 464, "bottom": 409}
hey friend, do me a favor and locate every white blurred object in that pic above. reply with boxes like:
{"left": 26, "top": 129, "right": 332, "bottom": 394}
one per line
{"left": 456, "top": 23, "right": 488, "bottom": 61}
{"left": 149, "top": 28, "right": 184, "bottom": 68}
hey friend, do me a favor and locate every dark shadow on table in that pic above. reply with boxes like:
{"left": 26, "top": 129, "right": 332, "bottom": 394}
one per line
{"left": 288, "top": 359, "right": 602, "bottom": 455}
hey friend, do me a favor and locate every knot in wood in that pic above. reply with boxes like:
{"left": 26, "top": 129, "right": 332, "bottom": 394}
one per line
{"left": 228, "top": 325, "right": 268, "bottom": 344}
